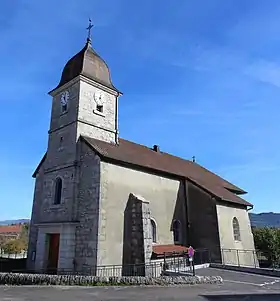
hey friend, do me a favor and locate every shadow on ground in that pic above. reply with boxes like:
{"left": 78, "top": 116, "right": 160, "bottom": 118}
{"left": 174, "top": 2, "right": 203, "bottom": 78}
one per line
{"left": 201, "top": 293, "right": 280, "bottom": 300}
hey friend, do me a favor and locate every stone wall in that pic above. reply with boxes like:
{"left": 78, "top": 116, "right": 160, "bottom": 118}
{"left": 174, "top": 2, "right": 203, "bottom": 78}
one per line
{"left": 26, "top": 163, "right": 44, "bottom": 271}
{"left": 141, "top": 198, "right": 153, "bottom": 273}
{"left": 49, "top": 81, "right": 80, "bottom": 134}
{"left": 74, "top": 142, "right": 101, "bottom": 272}
{"left": 27, "top": 156, "right": 78, "bottom": 268}
{"left": 77, "top": 79, "right": 119, "bottom": 144}
{"left": 46, "top": 80, "right": 80, "bottom": 169}
{"left": 28, "top": 142, "right": 101, "bottom": 273}
{"left": 0, "top": 272, "right": 223, "bottom": 286}
{"left": 38, "top": 166, "right": 77, "bottom": 223}
{"left": 34, "top": 224, "right": 76, "bottom": 271}
{"left": 45, "top": 124, "right": 78, "bottom": 168}
{"left": 122, "top": 193, "right": 152, "bottom": 276}
{"left": 46, "top": 77, "right": 120, "bottom": 168}
{"left": 28, "top": 73, "right": 120, "bottom": 272}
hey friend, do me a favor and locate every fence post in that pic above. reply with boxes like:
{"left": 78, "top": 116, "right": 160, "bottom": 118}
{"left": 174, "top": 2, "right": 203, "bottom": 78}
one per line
{"left": 253, "top": 250, "right": 257, "bottom": 268}
{"left": 237, "top": 250, "right": 240, "bottom": 267}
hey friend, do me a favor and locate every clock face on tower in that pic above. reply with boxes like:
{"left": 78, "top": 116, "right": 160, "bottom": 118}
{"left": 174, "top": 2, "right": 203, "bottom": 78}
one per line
{"left": 60, "top": 90, "right": 69, "bottom": 113}
{"left": 94, "top": 91, "right": 104, "bottom": 103}
{"left": 60, "top": 90, "right": 69, "bottom": 106}
{"left": 93, "top": 91, "right": 105, "bottom": 114}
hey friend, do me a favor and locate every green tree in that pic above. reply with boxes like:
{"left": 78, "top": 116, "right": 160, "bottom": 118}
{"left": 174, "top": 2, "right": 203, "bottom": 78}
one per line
{"left": 19, "top": 222, "right": 30, "bottom": 250}
{"left": 2, "top": 239, "right": 25, "bottom": 254}
{"left": 0, "top": 236, "right": 6, "bottom": 251}
{"left": 252, "top": 227, "right": 280, "bottom": 267}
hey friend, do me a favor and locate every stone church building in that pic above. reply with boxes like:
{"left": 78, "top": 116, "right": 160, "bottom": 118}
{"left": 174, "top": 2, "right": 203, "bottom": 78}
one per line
{"left": 27, "top": 35, "right": 257, "bottom": 274}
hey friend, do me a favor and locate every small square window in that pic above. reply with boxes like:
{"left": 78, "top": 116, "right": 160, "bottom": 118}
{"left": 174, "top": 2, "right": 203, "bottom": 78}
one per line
{"left": 96, "top": 105, "right": 103, "bottom": 113}
{"left": 61, "top": 103, "right": 68, "bottom": 113}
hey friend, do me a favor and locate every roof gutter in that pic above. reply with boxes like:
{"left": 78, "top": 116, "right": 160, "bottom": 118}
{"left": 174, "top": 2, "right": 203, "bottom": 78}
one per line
{"left": 219, "top": 197, "right": 253, "bottom": 209}
{"left": 247, "top": 205, "right": 254, "bottom": 211}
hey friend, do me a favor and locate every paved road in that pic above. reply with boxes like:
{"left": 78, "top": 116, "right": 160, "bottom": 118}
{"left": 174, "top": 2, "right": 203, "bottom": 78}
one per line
{"left": 0, "top": 268, "right": 280, "bottom": 300}
{"left": 196, "top": 267, "right": 280, "bottom": 290}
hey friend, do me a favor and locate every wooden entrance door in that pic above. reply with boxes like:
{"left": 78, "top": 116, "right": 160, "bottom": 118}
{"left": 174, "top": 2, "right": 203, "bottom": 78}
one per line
{"left": 47, "top": 233, "right": 60, "bottom": 274}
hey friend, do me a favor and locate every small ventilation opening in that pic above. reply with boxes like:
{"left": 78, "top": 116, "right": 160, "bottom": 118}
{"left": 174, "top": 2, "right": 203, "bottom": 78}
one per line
{"left": 61, "top": 103, "right": 67, "bottom": 113}
{"left": 96, "top": 105, "right": 103, "bottom": 113}
{"left": 59, "top": 136, "right": 64, "bottom": 150}
{"left": 153, "top": 145, "right": 160, "bottom": 152}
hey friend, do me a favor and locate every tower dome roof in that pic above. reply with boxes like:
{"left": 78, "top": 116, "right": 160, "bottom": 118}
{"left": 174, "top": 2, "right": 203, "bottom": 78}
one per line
{"left": 52, "top": 40, "right": 120, "bottom": 93}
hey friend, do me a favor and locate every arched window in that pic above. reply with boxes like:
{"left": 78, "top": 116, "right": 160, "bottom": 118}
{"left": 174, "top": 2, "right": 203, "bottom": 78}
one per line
{"left": 172, "top": 220, "right": 181, "bottom": 244}
{"left": 232, "top": 217, "right": 241, "bottom": 241}
{"left": 54, "top": 178, "right": 62, "bottom": 205}
{"left": 151, "top": 219, "right": 157, "bottom": 243}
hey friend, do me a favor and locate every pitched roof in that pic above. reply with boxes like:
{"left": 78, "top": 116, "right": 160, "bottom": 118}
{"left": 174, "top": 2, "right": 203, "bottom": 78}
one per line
{"left": 0, "top": 224, "right": 22, "bottom": 234}
{"left": 49, "top": 40, "right": 120, "bottom": 94}
{"left": 152, "top": 244, "right": 189, "bottom": 256}
{"left": 82, "top": 136, "right": 252, "bottom": 207}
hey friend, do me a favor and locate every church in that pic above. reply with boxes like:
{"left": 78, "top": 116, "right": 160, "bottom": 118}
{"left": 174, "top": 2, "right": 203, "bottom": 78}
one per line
{"left": 27, "top": 29, "right": 257, "bottom": 275}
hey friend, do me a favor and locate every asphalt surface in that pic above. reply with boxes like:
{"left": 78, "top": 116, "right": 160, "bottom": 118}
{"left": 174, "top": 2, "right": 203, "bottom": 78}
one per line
{"left": 0, "top": 268, "right": 280, "bottom": 300}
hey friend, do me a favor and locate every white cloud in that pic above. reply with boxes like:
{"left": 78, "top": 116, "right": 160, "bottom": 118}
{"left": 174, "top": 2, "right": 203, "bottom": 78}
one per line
{"left": 244, "top": 60, "right": 280, "bottom": 88}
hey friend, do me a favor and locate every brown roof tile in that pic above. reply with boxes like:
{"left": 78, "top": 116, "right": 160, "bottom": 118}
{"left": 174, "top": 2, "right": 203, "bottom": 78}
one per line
{"left": 0, "top": 224, "right": 22, "bottom": 234}
{"left": 189, "top": 177, "right": 252, "bottom": 206}
{"left": 152, "top": 244, "right": 189, "bottom": 256}
{"left": 82, "top": 136, "right": 252, "bottom": 207}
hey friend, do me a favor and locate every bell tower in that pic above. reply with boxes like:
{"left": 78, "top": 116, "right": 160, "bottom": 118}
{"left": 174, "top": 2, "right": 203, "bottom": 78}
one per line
{"left": 45, "top": 21, "right": 121, "bottom": 168}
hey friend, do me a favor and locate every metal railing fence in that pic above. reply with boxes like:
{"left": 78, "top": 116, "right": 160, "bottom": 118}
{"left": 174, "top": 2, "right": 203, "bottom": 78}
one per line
{"left": 0, "top": 250, "right": 27, "bottom": 259}
{"left": 17, "top": 262, "right": 163, "bottom": 277}
{"left": 220, "top": 248, "right": 280, "bottom": 269}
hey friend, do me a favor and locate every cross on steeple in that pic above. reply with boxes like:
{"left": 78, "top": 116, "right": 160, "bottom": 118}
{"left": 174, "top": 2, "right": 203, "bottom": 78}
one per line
{"left": 86, "top": 18, "right": 94, "bottom": 43}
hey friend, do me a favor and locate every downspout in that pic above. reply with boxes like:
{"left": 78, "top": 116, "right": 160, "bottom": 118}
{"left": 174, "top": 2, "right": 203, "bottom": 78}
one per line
{"left": 215, "top": 197, "right": 223, "bottom": 263}
{"left": 183, "top": 179, "right": 191, "bottom": 246}
{"left": 115, "top": 93, "right": 119, "bottom": 145}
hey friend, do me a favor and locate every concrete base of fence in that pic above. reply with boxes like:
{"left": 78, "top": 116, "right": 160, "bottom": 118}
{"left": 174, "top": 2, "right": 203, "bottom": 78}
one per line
{"left": 210, "top": 263, "right": 280, "bottom": 277}
{"left": 0, "top": 272, "right": 223, "bottom": 286}
{"left": 163, "top": 263, "right": 210, "bottom": 276}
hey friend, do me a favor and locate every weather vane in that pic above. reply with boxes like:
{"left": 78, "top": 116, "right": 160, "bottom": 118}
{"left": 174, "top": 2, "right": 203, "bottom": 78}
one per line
{"left": 86, "top": 18, "right": 94, "bottom": 42}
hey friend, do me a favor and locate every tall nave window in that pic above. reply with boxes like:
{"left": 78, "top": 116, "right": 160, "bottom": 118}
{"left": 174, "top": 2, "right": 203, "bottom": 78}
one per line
{"left": 54, "top": 177, "right": 62, "bottom": 205}
{"left": 151, "top": 219, "right": 157, "bottom": 243}
{"left": 232, "top": 217, "right": 241, "bottom": 241}
{"left": 172, "top": 220, "right": 181, "bottom": 244}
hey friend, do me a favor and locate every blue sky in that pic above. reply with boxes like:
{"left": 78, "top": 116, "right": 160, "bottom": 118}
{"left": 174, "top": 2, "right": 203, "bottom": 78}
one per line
{"left": 0, "top": 0, "right": 280, "bottom": 220}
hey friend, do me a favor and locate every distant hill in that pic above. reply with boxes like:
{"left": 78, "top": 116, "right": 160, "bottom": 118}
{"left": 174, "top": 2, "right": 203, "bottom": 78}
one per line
{"left": 0, "top": 219, "right": 30, "bottom": 226}
{"left": 0, "top": 213, "right": 279, "bottom": 228}
{"left": 249, "top": 212, "right": 280, "bottom": 228}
